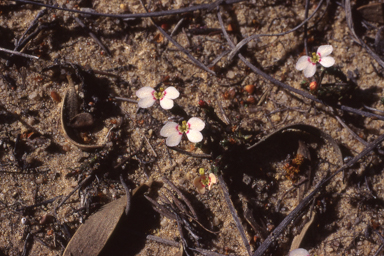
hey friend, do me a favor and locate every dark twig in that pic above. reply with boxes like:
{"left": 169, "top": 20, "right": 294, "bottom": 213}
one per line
{"left": 303, "top": 0, "right": 310, "bottom": 57}
{"left": 21, "top": 233, "right": 32, "bottom": 256}
{"left": 345, "top": 0, "right": 384, "bottom": 69}
{"left": 17, "top": 9, "right": 47, "bottom": 46}
{"left": 176, "top": 215, "right": 191, "bottom": 256}
{"left": 363, "top": 105, "right": 384, "bottom": 115}
{"left": 227, "top": 0, "right": 325, "bottom": 61}
{"left": 6, "top": 21, "right": 57, "bottom": 66}
{"left": 162, "top": 177, "right": 198, "bottom": 220}
{"left": 207, "top": 49, "right": 231, "bottom": 68}
{"left": 190, "top": 247, "right": 234, "bottom": 256}
{"left": 55, "top": 171, "right": 95, "bottom": 212}
{"left": 16, "top": 196, "right": 61, "bottom": 213}
{"left": 165, "top": 187, "right": 188, "bottom": 214}
{"left": 217, "top": 7, "right": 384, "bottom": 122}
{"left": 34, "top": 236, "right": 51, "bottom": 248}
{"left": 170, "top": 18, "right": 185, "bottom": 37}
{"left": 119, "top": 174, "right": 131, "bottom": 215}
{"left": 113, "top": 96, "right": 138, "bottom": 104}
{"left": 373, "top": 244, "right": 384, "bottom": 256}
{"left": 145, "top": 195, "right": 177, "bottom": 220}
{"left": 138, "top": 0, "right": 215, "bottom": 75}
{"left": 7, "top": 8, "right": 46, "bottom": 61}
{"left": 218, "top": 175, "right": 251, "bottom": 256}
{"left": 74, "top": 17, "right": 112, "bottom": 56}
{"left": 13, "top": 0, "right": 245, "bottom": 20}
{"left": 146, "top": 234, "right": 180, "bottom": 247}
{"left": 168, "top": 146, "right": 212, "bottom": 159}
{"left": 252, "top": 133, "right": 384, "bottom": 256}
{"left": 0, "top": 47, "right": 39, "bottom": 59}
{"left": 335, "top": 116, "right": 368, "bottom": 146}
{"left": 339, "top": 105, "right": 384, "bottom": 121}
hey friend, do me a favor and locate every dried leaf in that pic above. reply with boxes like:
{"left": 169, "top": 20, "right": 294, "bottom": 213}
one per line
{"left": 63, "top": 178, "right": 152, "bottom": 256}
{"left": 357, "top": 3, "right": 384, "bottom": 24}
{"left": 290, "top": 212, "right": 316, "bottom": 251}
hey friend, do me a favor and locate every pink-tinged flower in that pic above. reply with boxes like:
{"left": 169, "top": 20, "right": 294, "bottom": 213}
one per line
{"left": 136, "top": 86, "right": 179, "bottom": 109}
{"left": 193, "top": 168, "right": 217, "bottom": 194}
{"left": 289, "top": 248, "right": 310, "bottom": 256}
{"left": 160, "top": 117, "right": 205, "bottom": 147}
{"left": 296, "top": 45, "right": 335, "bottom": 78}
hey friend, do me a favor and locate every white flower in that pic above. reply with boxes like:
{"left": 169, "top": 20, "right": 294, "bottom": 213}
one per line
{"left": 160, "top": 117, "right": 205, "bottom": 147}
{"left": 295, "top": 45, "right": 335, "bottom": 78}
{"left": 193, "top": 172, "right": 217, "bottom": 194}
{"left": 289, "top": 248, "right": 310, "bottom": 256}
{"left": 136, "top": 86, "right": 179, "bottom": 110}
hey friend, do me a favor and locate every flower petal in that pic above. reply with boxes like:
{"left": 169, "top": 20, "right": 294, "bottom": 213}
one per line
{"left": 138, "top": 97, "right": 156, "bottom": 108}
{"left": 136, "top": 87, "right": 155, "bottom": 98}
{"left": 209, "top": 173, "right": 217, "bottom": 184}
{"left": 319, "top": 56, "right": 335, "bottom": 68}
{"left": 166, "top": 133, "right": 182, "bottom": 147}
{"left": 160, "top": 122, "right": 178, "bottom": 137}
{"left": 208, "top": 173, "right": 217, "bottom": 190}
{"left": 187, "top": 117, "right": 205, "bottom": 131}
{"left": 160, "top": 98, "right": 174, "bottom": 110}
{"left": 317, "top": 45, "right": 333, "bottom": 57}
{"left": 186, "top": 130, "right": 203, "bottom": 143}
{"left": 193, "top": 177, "right": 206, "bottom": 194}
{"left": 295, "top": 56, "right": 310, "bottom": 71}
{"left": 289, "top": 248, "right": 310, "bottom": 256}
{"left": 303, "top": 63, "right": 317, "bottom": 78}
{"left": 164, "top": 86, "right": 180, "bottom": 99}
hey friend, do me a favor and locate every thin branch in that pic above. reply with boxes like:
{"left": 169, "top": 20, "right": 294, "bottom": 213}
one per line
{"left": 138, "top": 0, "right": 215, "bottom": 75}
{"left": 168, "top": 146, "right": 212, "bottom": 158}
{"left": 252, "top": 133, "right": 384, "bottom": 256}
{"left": 162, "top": 177, "right": 198, "bottom": 220}
{"left": 119, "top": 174, "right": 131, "bottom": 216}
{"left": 218, "top": 175, "right": 251, "bottom": 256}
{"left": 146, "top": 235, "right": 179, "bottom": 247}
{"left": 113, "top": 96, "right": 138, "bottom": 104}
{"left": 303, "top": 0, "right": 310, "bottom": 57}
{"left": 0, "top": 47, "right": 39, "bottom": 59}
{"left": 227, "top": 0, "right": 325, "bottom": 61}
{"left": 13, "top": 0, "right": 245, "bottom": 19}
{"left": 335, "top": 116, "right": 368, "bottom": 146}
{"left": 345, "top": 0, "right": 384, "bottom": 69}
{"left": 217, "top": 7, "right": 384, "bottom": 122}
{"left": 74, "top": 17, "right": 111, "bottom": 56}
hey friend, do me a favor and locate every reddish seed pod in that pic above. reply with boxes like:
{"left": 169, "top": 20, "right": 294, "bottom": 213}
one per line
{"left": 246, "top": 95, "right": 256, "bottom": 104}
{"left": 50, "top": 91, "right": 61, "bottom": 102}
{"left": 244, "top": 84, "right": 255, "bottom": 94}
{"left": 40, "top": 214, "right": 54, "bottom": 225}
{"left": 309, "top": 81, "right": 318, "bottom": 91}
{"left": 228, "top": 88, "right": 236, "bottom": 99}
{"left": 223, "top": 91, "right": 230, "bottom": 99}
{"left": 161, "top": 23, "right": 169, "bottom": 30}
{"left": 198, "top": 99, "right": 208, "bottom": 108}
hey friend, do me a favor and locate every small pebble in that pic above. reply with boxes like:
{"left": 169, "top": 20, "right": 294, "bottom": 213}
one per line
{"left": 35, "top": 177, "right": 44, "bottom": 184}
{"left": 227, "top": 71, "right": 235, "bottom": 79}
{"left": 289, "top": 248, "right": 310, "bottom": 256}
{"left": 212, "top": 217, "right": 220, "bottom": 226}
{"left": 28, "top": 91, "right": 40, "bottom": 100}
{"left": 21, "top": 217, "right": 28, "bottom": 225}
{"left": 120, "top": 3, "right": 129, "bottom": 11}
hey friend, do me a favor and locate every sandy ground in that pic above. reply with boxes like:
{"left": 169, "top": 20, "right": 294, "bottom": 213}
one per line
{"left": 1, "top": 0, "right": 384, "bottom": 255}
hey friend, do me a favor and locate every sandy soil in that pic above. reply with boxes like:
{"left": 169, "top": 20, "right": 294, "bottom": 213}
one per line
{"left": 1, "top": 0, "right": 384, "bottom": 255}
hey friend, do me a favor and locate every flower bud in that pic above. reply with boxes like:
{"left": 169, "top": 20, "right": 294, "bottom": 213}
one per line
{"left": 309, "top": 81, "right": 318, "bottom": 91}
{"left": 244, "top": 84, "right": 255, "bottom": 94}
